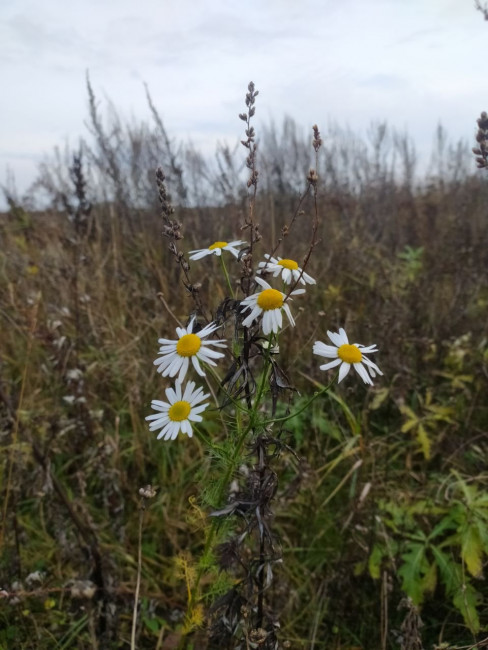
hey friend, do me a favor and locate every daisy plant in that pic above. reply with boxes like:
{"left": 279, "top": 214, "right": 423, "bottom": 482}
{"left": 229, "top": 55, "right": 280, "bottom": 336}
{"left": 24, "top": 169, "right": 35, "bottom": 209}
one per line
{"left": 145, "top": 381, "right": 210, "bottom": 440}
{"left": 154, "top": 316, "right": 226, "bottom": 383}
{"left": 240, "top": 276, "right": 305, "bottom": 335}
{"left": 188, "top": 240, "right": 246, "bottom": 260}
{"left": 314, "top": 328, "right": 383, "bottom": 386}
{"left": 141, "top": 83, "right": 383, "bottom": 648}
{"left": 189, "top": 240, "right": 245, "bottom": 298}
{"left": 258, "top": 253, "right": 316, "bottom": 286}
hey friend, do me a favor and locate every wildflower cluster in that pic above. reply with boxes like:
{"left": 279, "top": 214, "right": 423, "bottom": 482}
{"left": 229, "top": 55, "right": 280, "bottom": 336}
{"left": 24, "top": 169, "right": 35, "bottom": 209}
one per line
{"left": 146, "top": 241, "right": 383, "bottom": 441}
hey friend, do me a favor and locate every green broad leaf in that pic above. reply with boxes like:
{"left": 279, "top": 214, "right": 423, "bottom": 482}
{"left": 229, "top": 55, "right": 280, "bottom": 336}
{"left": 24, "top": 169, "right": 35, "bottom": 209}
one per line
{"left": 461, "top": 522, "right": 483, "bottom": 578}
{"left": 428, "top": 515, "right": 457, "bottom": 541}
{"left": 432, "top": 547, "right": 481, "bottom": 633}
{"left": 143, "top": 616, "right": 162, "bottom": 634}
{"left": 423, "top": 559, "right": 438, "bottom": 594}
{"left": 416, "top": 423, "right": 431, "bottom": 460}
{"left": 432, "top": 546, "right": 458, "bottom": 593}
{"left": 398, "top": 542, "right": 430, "bottom": 605}
{"left": 477, "top": 519, "right": 488, "bottom": 551}
{"left": 453, "top": 582, "right": 481, "bottom": 633}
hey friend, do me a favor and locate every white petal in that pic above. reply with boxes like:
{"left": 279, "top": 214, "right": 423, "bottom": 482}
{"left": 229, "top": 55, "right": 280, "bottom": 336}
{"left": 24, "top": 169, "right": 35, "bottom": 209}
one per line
{"left": 242, "top": 306, "right": 262, "bottom": 328}
{"left": 182, "top": 381, "right": 195, "bottom": 401}
{"left": 338, "top": 328, "right": 349, "bottom": 343}
{"left": 302, "top": 271, "right": 316, "bottom": 284}
{"left": 357, "top": 344, "right": 378, "bottom": 353}
{"left": 190, "top": 249, "right": 213, "bottom": 260}
{"left": 157, "top": 338, "right": 177, "bottom": 346}
{"left": 328, "top": 330, "right": 346, "bottom": 347}
{"left": 165, "top": 386, "right": 177, "bottom": 403}
{"left": 177, "top": 357, "right": 190, "bottom": 383}
{"left": 198, "top": 321, "right": 220, "bottom": 337}
{"left": 282, "top": 303, "right": 295, "bottom": 327}
{"left": 156, "top": 421, "right": 173, "bottom": 439}
{"left": 319, "top": 358, "right": 342, "bottom": 371}
{"left": 175, "top": 381, "right": 184, "bottom": 400}
{"left": 164, "top": 357, "right": 183, "bottom": 377}
{"left": 170, "top": 423, "right": 180, "bottom": 440}
{"left": 354, "top": 362, "right": 373, "bottom": 385}
{"left": 338, "top": 362, "right": 350, "bottom": 383}
{"left": 313, "top": 341, "right": 339, "bottom": 358}
{"left": 261, "top": 311, "right": 272, "bottom": 335}
{"left": 190, "top": 404, "right": 208, "bottom": 416}
{"left": 146, "top": 412, "right": 168, "bottom": 422}
{"left": 190, "top": 391, "right": 209, "bottom": 406}
{"left": 191, "top": 356, "right": 206, "bottom": 377}
{"left": 150, "top": 399, "right": 170, "bottom": 410}
{"left": 254, "top": 276, "right": 272, "bottom": 290}
{"left": 198, "top": 346, "right": 225, "bottom": 359}
{"left": 275, "top": 308, "right": 283, "bottom": 330}
{"left": 240, "top": 294, "right": 257, "bottom": 308}
{"left": 362, "top": 357, "right": 383, "bottom": 376}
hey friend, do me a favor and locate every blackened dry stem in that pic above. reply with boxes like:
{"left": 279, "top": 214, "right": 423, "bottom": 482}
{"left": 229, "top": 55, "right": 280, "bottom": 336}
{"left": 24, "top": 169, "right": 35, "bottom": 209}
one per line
{"left": 240, "top": 82, "right": 260, "bottom": 295}
{"left": 262, "top": 181, "right": 312, "bottom": 279}
{"left": 285, "top": 132, "right": 321, "bottom": 299}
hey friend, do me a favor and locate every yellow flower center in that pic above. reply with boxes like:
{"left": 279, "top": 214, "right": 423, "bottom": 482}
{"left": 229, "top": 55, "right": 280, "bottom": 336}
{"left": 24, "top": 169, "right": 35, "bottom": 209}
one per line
{"left": 168, "top": 400, "right": 191, "bottom": 422}
{"left": 257, "top": 288, "right": 284, "bottom": 311}
{"left": 278, "top": 258, "right": 299, "bottom": 271}
{"left": 338, "top": 344, "right": 362, "bottom": 364}
{"left": 208, "top": 241, "right": 228, "bottom": 250}
{"left": 176, "top": 333, "right": 201, "bottom": 357}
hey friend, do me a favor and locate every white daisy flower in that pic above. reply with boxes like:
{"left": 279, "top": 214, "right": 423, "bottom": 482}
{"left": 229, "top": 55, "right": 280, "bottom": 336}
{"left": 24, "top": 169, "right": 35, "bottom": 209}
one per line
{"left": 258, "top": 254, "right": 316, "bottom": 285}
{"left": 189, "top": 240, "right": 246, "bottom": 260}
{"left": 145, "top": 381, "right": 210, "bottom": 440}
{"left": 313, "top": 328, "right": 383, "bottom": 386}
{"left": 154, "top": 317, "right": 226, "bottom": 383}
{"left": 240, "top": 276, "right": 305, "bottom": 335}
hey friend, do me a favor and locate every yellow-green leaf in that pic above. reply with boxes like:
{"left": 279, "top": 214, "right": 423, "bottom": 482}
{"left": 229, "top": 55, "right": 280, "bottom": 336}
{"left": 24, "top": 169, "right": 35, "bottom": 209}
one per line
{"left": 416, "top": 423, "right": 431, "bottom": 460}
{"left": 462, "top": 523, "right": 483, "bottom": 578}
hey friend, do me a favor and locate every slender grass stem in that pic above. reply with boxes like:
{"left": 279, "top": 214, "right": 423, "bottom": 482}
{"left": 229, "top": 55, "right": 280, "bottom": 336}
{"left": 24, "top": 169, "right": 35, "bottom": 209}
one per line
{"left": 130, "top": 497, "right": 146, "bottom": 650}
{"left": 219, "top": 255, "right": 234, "bottom": 298}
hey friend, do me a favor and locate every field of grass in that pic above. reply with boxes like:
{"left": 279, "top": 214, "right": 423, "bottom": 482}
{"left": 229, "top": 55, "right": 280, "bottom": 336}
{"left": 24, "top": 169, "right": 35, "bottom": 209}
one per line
{"left": 1, "top": 84, "right": 488, "bottom": 649}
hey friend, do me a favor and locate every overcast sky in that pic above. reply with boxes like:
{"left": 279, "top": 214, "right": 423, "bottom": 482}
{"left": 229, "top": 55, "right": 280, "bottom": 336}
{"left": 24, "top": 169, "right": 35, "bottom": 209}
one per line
{"left": 1, "top": 0, "right": 486, "bottom": 204}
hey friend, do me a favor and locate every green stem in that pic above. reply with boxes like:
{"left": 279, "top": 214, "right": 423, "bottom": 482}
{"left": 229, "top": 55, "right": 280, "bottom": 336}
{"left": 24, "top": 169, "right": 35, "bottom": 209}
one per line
{"left": 219, "top": 255, "right": 234, "bottom": 298}
{"left": 263, "top": 374, "right": 337, "bottom": 426}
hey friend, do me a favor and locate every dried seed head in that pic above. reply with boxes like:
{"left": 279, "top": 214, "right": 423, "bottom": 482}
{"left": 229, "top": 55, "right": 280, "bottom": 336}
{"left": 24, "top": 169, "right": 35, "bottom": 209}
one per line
{"left": 307, "top": 168, "right": 319, "bottom": 185}
{"left": 249, "top": 628, "right": 268, "bottom": 645}
{"left": 139, "top": 485, "right": 158, "bottom": 499}
{"left": 312, "top": 124, "right": 323, "bottom": 152}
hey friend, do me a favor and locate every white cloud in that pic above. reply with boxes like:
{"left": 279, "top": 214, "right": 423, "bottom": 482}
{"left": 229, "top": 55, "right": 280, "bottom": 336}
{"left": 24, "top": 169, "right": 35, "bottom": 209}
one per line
{"left": 0, "top": 0, "right": 486, "bottom": 203}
